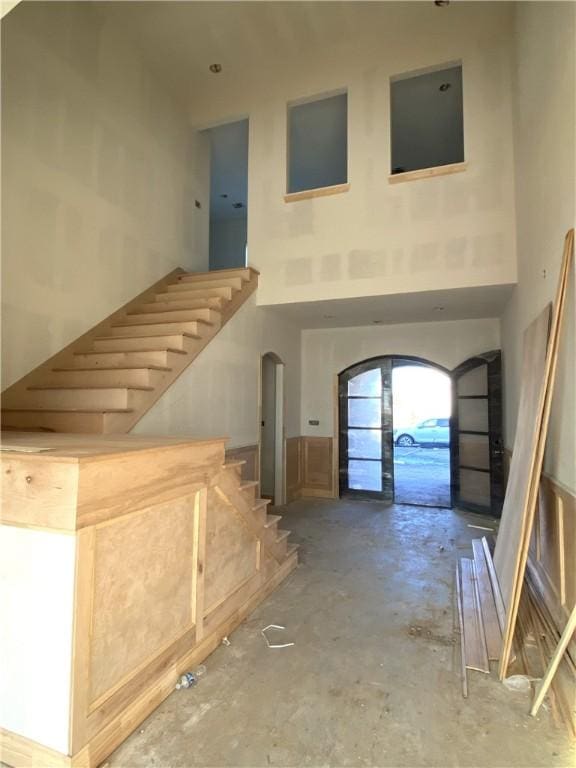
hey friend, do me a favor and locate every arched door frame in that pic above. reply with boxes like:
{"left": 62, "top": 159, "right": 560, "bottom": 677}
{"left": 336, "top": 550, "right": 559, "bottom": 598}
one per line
{"left": 338, "top": 355, "right": 452, "bottom": 504}
{"left": 259, "top": 352, "right": 286, "bottom": 506}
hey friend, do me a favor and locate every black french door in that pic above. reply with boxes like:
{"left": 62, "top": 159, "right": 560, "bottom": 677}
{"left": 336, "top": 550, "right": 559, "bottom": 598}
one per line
{"left": 450, "top": 351, "right": 504, "bottom": 517}
{"left": 338, "top": 359, "right": 394, "bottom": 501}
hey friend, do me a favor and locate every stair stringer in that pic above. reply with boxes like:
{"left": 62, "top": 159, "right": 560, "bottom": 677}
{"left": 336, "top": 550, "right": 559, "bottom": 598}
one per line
{"left": 202, "top": 463, "right": 299, "bottom": 632}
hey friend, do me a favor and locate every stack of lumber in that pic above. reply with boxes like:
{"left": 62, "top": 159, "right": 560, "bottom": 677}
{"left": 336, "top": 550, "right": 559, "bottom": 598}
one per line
{"left": 456, "top": 230, "right": 575, "bottom": 720}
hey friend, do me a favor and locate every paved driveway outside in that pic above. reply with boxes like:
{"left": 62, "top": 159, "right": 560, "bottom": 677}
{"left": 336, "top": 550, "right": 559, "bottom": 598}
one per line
{"left": 393, "top": 446, "right": 451, "bottom": 507}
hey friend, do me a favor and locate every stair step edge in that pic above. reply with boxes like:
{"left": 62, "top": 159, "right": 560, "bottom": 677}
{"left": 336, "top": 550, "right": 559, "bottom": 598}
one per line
{"left": 74, "top": 348, "right": 187, "bottom": 356}
{"left": 93, "top": 332, "right": 201, "bottom": 341}
{"left": 27, "top": 385, "right": 154, "bottom": 392}
{"left": 264, "top": 515, "right": 282, "bottom": 528}
{"left": 1, "top": 408, "right": 134, "bottom": 414}
{"left": 276, "top": 530, "right": 291, "bottom": 542}
{"left": 53, "top": 365, "right": 172, "bottom": 372}
{"left": 111, "top": 319, "right": 215, "bottom": 329}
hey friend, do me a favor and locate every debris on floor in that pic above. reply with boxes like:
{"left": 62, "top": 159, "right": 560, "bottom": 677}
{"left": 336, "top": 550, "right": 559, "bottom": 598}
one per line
{"left": 175, "top": 672, "right": 197, "bottom": 690}
{"left": 261, "top": 624, "right": 295, "bottom": 649}
{"left": 221, "top": 636, "right": 231, "bottom": 646}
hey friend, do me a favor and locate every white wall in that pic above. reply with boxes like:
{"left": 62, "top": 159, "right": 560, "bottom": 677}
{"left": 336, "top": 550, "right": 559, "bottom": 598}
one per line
{"left": 501, "top": 1, "right": 576, "bottom": 491}
{"left": 301, "top": 318, "right": 500, "bottom": 437}
{"left": 189, "top": 2, "right": 516, "bottom": 308}
{"left": 0, "top": 526, "right": 76, "bottom": 753}
{"left": 133, "top": 295, "right": 301, "bottom": 448}
{"left": 1, "top": 2, "right": 209, "bottom": 389}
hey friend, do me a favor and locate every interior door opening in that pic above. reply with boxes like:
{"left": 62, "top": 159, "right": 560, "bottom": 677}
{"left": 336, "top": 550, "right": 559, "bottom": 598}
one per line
{"left": 260, "top": 353, "right": 285, "bottom": 506}
{"left": 203, "top": 118, "right": 249, "bottom": 271}
{"left": 392, "top": 363, "right": 452, "bottom": 508}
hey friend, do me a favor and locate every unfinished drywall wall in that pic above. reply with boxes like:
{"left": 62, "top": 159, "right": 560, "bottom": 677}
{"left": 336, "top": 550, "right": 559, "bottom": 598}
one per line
{"left": 189, "top": 2, "right": 516, "bottom": 307}
{"left": 133, "top": 295, "right": 301, "bottom": 449}
{"left": 300, "top": 318, "right": 500, "bottom": 438}
{"left": 501, "top": 1, "right": 575, "bottom": 492}
{"left": 1, "top": 2, "right": 208, "bottom": 389}
{"left": 0, "top": 526, "right": 76, "bottom": 753}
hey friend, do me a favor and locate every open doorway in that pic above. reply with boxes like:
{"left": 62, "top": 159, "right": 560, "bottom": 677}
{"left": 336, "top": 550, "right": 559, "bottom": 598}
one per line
{"left": 392, "top": 363, "right": 452, "bottom": 508}
{"left": 260, "top": 353, "right": 285, "bottom": 506}
{"left": 203, "top": 119, "right": 248, "bottom": 270}
{"left": 338, "top": 356, "right": 452, "bottom": 507}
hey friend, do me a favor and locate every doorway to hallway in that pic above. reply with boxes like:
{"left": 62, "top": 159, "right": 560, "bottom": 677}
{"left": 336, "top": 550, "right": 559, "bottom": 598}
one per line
{"left": 203, "top": 118, "right": 249, "bottom": 270}
{"left": 260, "top": 353, "right": 285, "bottom": 506}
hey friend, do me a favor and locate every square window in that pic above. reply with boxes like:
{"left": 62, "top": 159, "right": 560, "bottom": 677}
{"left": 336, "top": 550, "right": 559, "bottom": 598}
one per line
{"left": 390, "top": 65, "right": 464, "bottom": 174}
{"left": 287, "top": 92, "right": 348, "bottom": 193}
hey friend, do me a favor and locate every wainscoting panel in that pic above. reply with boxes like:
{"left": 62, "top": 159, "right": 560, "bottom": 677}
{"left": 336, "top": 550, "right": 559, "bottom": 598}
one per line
{"left": 285, "top": 437, "right": 336, "bottom": 501}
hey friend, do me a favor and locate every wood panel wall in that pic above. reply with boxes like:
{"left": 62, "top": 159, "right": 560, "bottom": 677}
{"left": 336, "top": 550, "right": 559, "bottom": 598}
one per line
{"left": 285, "top": 437, "right": 336, "bottom": 501}
{"left": 505, "top": 451, "right": 576, "bottom": 735}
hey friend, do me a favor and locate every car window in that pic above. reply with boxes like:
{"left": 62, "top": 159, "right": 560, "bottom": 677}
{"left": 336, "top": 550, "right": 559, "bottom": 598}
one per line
{"left": 438, "top": 418, "right": 449, "bottom": 427}
{"left": 421, "top": 419, "right": 436, "bottom": 427}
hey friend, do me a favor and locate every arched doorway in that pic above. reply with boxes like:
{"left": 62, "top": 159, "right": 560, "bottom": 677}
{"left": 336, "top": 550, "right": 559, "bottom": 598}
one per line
{"left": 338, "top": 356, "right": 452, "bottom": 507}
{"left": 260, "top": 352, "right": 285, "bottom": 506}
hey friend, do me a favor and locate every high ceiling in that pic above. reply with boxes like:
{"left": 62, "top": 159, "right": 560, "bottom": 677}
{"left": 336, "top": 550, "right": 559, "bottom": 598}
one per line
{"left": 99, "top": 1, "right": 479, "bottom": 103}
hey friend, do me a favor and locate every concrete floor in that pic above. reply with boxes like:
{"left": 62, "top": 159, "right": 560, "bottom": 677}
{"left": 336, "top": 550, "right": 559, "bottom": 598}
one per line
{"left": 108, "top": 499, "right": 575, "bottom": 768}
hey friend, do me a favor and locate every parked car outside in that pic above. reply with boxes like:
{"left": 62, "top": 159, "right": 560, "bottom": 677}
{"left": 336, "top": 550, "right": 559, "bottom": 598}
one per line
{"left": 393, "top": 418, "right": 450, "bottom": 447}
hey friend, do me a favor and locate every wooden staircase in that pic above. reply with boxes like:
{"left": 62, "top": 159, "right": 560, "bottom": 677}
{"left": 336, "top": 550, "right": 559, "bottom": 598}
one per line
{"left": 1, "top": 267, "right": 258, "bottom": 433}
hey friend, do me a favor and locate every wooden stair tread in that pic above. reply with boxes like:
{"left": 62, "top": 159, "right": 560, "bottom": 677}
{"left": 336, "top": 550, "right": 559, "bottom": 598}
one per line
{"left": 253, "top": 498, "right": 271, "bottom": 510}
{"left": 239, "top": 480, "right": 259, "bottom": 491}
{"left": 223, "top": 460, "right": 246, "bottom": 469}
{"left": 111, "top": 318, "right": 215, "bottom": 329}
{"left": 276, "top": 530, "right": 290, "bottom": 542}
{"left": 285, "top": 543, "right": 299, "bottom": 558}
{"left": 27, "top": 385, "right": 154, "bottom": 392}
{"left": 175, "top": 266, "right": 258, "bottom": 281}
{"left": 1, "top": 407, "right": 134, "bottom": 414}
{"left": 53, "top": 365, "right": 172, "bottom": 372}
{"left": 264, "top": 515, "right": 282, "bottom": 528}
{"left": 74, "top": 348, "right": 187, "bottom": 356}
{"left": 129, "top": 299, "right": 225, "bottom": 313}
{"left": 93, "top": 332, "right": 201, "bottom": 341}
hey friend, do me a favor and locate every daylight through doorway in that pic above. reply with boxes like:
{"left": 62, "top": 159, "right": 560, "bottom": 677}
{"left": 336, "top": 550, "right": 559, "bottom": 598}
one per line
{"left": 392, "top": 364, "right": 451, "bottom": 507}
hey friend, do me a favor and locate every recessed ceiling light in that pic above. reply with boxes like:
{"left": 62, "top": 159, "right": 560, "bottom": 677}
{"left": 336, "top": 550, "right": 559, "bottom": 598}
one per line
{"left": 434, "top": 1, "right": 450, "bottom": 7}
{"left": 323, "top": 314, "right": 336, "bottom": 320}
{"left": 372, "top": 320, "right": 384, "bottom": 325}
{"left": 434, "top": 306, "right": 445, "bottom": 312}
{"left": 209, "top": 64, "right": 222, "bottom": 74}
{"left": 439, "top": 83, "right": 451, "bottom": 92}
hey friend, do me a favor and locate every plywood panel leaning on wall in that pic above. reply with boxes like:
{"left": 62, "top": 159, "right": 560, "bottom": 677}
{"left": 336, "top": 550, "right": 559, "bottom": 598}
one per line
{"left": 493, "top": 229, "right": 574, "bottom": 679}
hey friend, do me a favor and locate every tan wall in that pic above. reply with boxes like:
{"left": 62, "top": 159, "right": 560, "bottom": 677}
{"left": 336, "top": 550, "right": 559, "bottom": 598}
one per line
{"left": 189, "top": 2, "right": 516, "bottom": 308}
{"left": 133, "top": 295, "right": 301, "bottom": 449}
{"left": 1, "top": 2, "right": 209, "bottom": 389}
{"left": 300, "top": 318, "right": 500, "bottom": 438}
{"left": 501, "top": 2, "right": 576, "bottom": 492}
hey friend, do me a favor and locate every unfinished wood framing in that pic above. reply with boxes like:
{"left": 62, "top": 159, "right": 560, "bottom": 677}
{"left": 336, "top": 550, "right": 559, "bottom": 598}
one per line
{"left": 0, "top": 433, "right": 298, "bottom": 768}
{"left": 459, "top": 558, "right": 490, "bottom": 674}
{"left": 283, "top": 182, "right": 350, "bottom": 203}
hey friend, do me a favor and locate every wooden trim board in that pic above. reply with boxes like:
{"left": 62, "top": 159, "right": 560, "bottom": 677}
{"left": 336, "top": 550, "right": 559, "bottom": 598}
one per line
{"left": 284, "top": 183, "right": 350, "bottom": 203}
{"left": 459, "top": 558, "right": 490, "bottom": 673}
{"left": 388, "top": 161, "right": 467, "bottom": 184}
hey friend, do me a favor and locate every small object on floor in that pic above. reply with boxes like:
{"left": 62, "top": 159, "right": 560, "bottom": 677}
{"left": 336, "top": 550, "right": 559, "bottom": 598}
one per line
{"left": 467, "top": 524, "right": 495, "bottom": 532}
{"left": 261, "top": 624, "right": 295, "bottom": 649}
{"left": 221, "top": 636, "right": 231, "bottom": 646}
{"left": 175, "top": 672, "right": 197, "bottom": 690}
{"left": 195, "top": 664, "right": 207, "bottom": 678}
{"left": 503, "top": 675, "right": 533, "bottom": 693}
